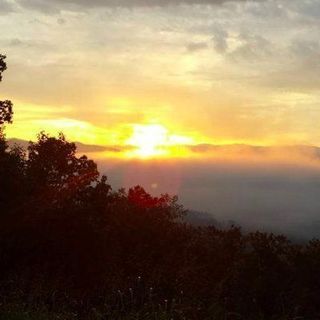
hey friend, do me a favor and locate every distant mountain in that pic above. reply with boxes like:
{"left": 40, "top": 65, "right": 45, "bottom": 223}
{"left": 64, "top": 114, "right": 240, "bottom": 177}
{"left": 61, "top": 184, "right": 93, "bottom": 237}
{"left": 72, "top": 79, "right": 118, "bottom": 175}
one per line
{"left": 8, "top": 139, "right": 320, "bottom": 159}
{"left": 185, "top": 210, "right": 320, "bottom": 242}
{"left": 185, "top": 210, "right": 238, "bottom": 229}
{"left": 7, "top": 138, "right": 120, "bottom": 154}
{"left": 188, "top": 143, "right": 320, "bottom": 159}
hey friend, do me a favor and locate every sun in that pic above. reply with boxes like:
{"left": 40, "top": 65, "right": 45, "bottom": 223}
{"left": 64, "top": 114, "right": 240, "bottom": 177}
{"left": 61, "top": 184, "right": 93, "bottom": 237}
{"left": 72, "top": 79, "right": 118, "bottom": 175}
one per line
{"left": 127, "top": 124, "right": 168, "bottom": 158}
{"left": 125, "top": 124, "right": 196, "bottom": 158}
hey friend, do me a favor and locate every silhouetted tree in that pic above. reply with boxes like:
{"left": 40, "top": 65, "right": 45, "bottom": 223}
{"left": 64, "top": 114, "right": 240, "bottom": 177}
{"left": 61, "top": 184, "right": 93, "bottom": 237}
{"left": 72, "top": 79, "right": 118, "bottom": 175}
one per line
{"left": 26, "top": 132, "right": 99, "bottom": 207}
{"left": 0, "top": 54, "right": 7, "bottom": 81}
{"left": 0, "top": 55, "right": 13, "bottom": 125}
{"left": 0, "top": 55, "right": 18, "bottom": 211}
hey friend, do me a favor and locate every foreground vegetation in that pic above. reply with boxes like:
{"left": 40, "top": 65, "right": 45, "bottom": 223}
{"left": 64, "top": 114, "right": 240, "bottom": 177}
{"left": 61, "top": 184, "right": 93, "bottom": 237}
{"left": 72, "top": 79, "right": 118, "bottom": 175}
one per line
{"left": 1, "top": 55, "right": 320, "bottom": 319}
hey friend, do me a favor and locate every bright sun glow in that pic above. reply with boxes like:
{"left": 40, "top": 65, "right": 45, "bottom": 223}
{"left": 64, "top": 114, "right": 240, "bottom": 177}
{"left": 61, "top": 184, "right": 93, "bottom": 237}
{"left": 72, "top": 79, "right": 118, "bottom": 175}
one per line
{"left": 126, "top": 124, "right": 193, "bottom": 158}
{"left": 127, "top": 124, "right": 168, "bottom": 158}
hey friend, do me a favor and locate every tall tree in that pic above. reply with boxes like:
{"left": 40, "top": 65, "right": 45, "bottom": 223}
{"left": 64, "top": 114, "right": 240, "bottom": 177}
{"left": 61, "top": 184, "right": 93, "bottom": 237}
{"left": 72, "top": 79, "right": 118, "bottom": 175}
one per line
{"left": 26, "top": 132, "right": 99, "bottom": 206}
{"left": 0, "top": 54, "right": 13, "bottom": 126}
{"left": 0, "top": 54, "right": 21, "bottom": 211}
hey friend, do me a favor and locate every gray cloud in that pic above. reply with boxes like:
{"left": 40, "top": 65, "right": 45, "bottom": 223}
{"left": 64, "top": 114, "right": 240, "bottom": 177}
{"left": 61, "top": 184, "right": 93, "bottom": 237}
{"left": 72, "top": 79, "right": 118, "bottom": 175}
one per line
{"left": 57, "top": 17, "right": 66, "bottom": 25}
{"left": 258, "top": 38, "right": 320, "bottom": 91}
{"left": 186, "top": 41, "right": 208, "bottom": 53}
{"left": 228, "top": 34, "right": 271, "bottom": 61}
{"left": 290, "top": 1, "right": 320, "bottom": 21}
{"left": 0, "top": 0, "right": 14, "bottom": 14}
{"left": 16, "top": 0, "right": 260, "bottom": 13}
{"left": 8, "top": 38, "right": 23, "bottom": 47}
{"left": 212, "top": 28, "right": 228, "bottom": 53}
{"left": 289, "top": 39, "right": 320, "bottom": 60}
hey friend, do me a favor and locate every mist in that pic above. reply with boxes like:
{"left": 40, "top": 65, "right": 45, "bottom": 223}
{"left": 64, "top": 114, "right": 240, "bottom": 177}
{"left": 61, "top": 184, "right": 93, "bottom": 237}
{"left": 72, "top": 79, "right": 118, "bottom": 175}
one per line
{"left": 93, "top": 146, "right": 320, "bottom": 239}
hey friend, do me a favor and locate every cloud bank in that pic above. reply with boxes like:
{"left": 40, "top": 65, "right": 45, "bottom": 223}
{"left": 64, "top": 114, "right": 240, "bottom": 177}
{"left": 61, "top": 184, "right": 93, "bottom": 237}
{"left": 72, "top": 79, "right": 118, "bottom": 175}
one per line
{"left": 16, "top": 0, "right": 259, "bottom": 12}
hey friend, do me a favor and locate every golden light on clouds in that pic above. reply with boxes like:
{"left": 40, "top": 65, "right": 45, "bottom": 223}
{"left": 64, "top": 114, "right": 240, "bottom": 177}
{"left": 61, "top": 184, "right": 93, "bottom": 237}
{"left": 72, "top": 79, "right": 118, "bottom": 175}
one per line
{"left": 2, "top": 0, "right": 320, "bottom": 157}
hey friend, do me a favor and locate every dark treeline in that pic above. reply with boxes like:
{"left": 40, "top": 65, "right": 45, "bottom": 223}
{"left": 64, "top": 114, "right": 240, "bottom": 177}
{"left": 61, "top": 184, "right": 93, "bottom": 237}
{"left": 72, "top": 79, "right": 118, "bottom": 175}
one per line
{"left": 1, "top": 55, "right": 320, "bottom": 320}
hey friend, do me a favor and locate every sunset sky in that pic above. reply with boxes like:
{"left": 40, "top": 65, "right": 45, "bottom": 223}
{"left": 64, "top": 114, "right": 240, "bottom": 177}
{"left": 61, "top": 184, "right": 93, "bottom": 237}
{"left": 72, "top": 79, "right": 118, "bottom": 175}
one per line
{"left": 1, "top": 0, "right": 320, "bottom": 158}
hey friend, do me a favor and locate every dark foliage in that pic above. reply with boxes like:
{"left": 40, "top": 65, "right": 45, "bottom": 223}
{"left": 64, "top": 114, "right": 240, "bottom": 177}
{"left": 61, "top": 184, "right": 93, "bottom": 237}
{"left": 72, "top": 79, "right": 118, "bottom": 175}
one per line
{"left": 1, "top": 55, "right": 320, "bottom": 319}
{"left": 0, "top": 55, "right": 13, "bottom": 125}
{"left": 0, "top": 54, "right": 7, "bottom": 82}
